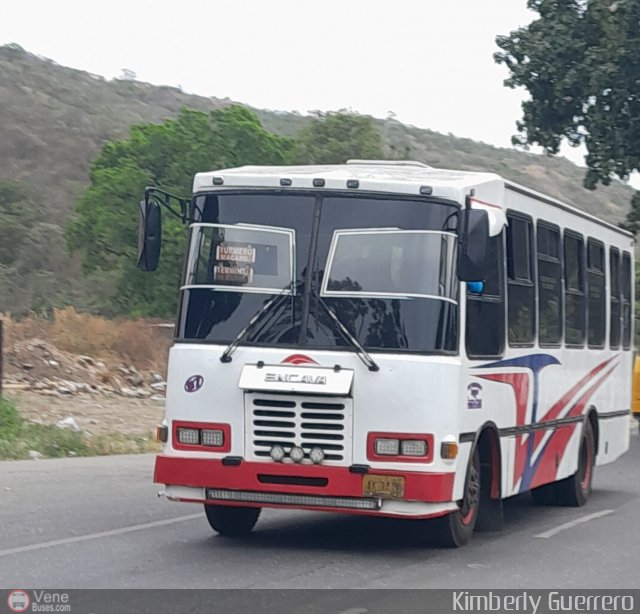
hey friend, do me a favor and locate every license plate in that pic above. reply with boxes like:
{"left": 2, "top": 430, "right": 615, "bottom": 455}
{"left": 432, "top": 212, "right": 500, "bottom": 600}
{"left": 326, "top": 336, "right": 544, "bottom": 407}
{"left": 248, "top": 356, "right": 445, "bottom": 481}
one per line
{"left": 362, "top": 474, "right": 405, "bottom": 499}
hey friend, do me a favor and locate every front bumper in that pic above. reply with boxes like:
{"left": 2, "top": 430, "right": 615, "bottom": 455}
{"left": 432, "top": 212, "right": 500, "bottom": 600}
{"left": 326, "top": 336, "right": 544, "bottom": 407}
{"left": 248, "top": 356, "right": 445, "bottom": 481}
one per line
{"left": 154, "top": 455, "right": 457, "bottom": 518}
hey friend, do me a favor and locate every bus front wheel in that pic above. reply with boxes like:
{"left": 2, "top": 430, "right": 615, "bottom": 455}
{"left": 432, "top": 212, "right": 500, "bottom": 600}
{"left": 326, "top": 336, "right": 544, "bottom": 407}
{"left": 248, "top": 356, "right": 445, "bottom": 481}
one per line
{"left": 204, "top": 504, "right": 261, "bottom": 536}
{"left": 432, "top": 448, "right": 480, "bottom": 547}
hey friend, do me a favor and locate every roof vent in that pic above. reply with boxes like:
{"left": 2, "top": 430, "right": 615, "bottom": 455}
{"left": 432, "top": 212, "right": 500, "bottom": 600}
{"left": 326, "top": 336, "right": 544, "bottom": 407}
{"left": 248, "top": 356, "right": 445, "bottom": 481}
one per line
{"left": 346, "top": 160, "right": 432, "bottom": 169}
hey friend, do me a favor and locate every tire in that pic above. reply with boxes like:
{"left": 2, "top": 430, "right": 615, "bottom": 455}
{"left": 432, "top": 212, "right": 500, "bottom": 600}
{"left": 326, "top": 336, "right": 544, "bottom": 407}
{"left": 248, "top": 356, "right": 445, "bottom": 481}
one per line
{"left": 431, "top": 448, "right": 480, "bottom": 547}
{"left": 531, "top": 482, "right": 558, "bottom": 506}
{"left": 475, "top": 452, "right": 504, "bottom": 532}
{"left": 204, "top": 504, "right": 261, "bottom": 536}
{"left": 554, "top": 420, "right": 595, "bottom": 507}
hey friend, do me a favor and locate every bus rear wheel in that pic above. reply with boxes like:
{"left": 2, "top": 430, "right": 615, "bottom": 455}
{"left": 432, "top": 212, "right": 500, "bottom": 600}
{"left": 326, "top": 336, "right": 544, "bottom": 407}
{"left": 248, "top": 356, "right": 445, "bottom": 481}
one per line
{"left": 204, "top": 504, "right": 261, "bottom": 536}
{"left": 555, "top": 421, "right": 595, "bottom": 507}
{"left": 532, "top": 420, "right": 595, "bottom": 507}
{"left": 432, "top": 448, "right": 480, "bottom": 547}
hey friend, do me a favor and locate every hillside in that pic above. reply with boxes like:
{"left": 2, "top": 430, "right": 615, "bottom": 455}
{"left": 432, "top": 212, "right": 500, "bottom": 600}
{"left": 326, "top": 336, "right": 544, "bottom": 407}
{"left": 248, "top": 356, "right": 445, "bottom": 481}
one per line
{"left": 0, "top": 45, "right": 630, "bottom": 223}
{"left": 1, "top": 44, "right": 635, "bottom": 224}
{"left": 0, "top": 43, "right": 635, "bottom": 316}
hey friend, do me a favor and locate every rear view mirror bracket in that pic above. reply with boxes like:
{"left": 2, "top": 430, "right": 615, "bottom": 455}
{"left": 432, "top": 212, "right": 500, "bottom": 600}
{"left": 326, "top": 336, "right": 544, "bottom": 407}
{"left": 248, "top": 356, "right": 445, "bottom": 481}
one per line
{"left": 137, "top": 186, "right": 190, "bottom": 272}
{"left": 144, "top": 186, "right": 190, "bottom": 225}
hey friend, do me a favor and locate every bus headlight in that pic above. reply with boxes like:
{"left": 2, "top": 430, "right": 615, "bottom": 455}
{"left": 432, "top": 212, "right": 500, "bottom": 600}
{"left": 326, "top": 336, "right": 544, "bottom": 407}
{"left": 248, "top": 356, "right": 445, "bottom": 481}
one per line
{"left": 400, "top": 440, "right": 428, "bottom": 457}
{"left": 176, "top": 427, "right": 199, "bottom": 445}
{"left": 201, "top": 429, "right": 225, "bottom": 447}
{"left": 289, "top": 446, "right": 305, "bottom": 463}
{"left": 368, "top": 433, "right": 433, "bottom": 462}
{"left": 374, "top": 438, "right": 400, "bottom": 456}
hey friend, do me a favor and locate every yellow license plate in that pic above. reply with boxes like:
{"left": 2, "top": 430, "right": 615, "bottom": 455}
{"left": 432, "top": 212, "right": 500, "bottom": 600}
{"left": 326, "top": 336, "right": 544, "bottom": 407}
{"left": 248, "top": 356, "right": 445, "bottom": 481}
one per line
{"left": 362, "top": 474, "right": 405, "bottom": 499}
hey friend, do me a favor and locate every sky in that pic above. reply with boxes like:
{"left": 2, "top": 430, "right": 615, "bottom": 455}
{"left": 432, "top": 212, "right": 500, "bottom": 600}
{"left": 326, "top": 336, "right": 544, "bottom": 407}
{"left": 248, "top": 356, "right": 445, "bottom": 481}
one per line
{"left": 2, "top": 0, "right": 638, "bottom": 187}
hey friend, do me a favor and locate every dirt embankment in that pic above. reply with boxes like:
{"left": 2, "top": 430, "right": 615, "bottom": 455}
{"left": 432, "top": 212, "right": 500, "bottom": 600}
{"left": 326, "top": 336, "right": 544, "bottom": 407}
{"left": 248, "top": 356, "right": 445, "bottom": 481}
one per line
{"left": 2, "top": 309, "right": 173, "bottom": 437}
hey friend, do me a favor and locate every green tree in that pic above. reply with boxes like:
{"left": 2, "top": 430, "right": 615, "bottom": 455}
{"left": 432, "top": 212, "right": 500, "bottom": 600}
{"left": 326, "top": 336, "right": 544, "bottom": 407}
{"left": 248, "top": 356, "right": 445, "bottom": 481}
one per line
{"left": 294, "top": 111, "right": 384, "bottom": 164}
{"left": 68, "top": 105, "right": 294, "bottom": 318}
{"left": 495, "top": 0, "right": 640, "bottom": 190}
{"left": 621, "top": 190, "right": 640, "bottom": 234}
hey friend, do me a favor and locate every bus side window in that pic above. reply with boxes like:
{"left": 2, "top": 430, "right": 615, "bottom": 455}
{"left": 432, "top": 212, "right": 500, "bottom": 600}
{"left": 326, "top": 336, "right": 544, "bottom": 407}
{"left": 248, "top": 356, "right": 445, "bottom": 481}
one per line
{"left": 506, "top": 213, "right": 535, "bottom": 346}
{"left": 537, "top": 222, "right": 562, "bottom": 346}
{"left": 610, "top": 247, "right": 621, "bottom": 350}
{"left": 466, "top": 232, "right": 505, "bottom": 359}
{"left": 622, "top": 252, "right": 632, "bottom": 350}
{"left": 564, "top": 232, "right": 586, "bottom": 347}
{"left": 587, "top": 239, "right": 606, "bottom": 348}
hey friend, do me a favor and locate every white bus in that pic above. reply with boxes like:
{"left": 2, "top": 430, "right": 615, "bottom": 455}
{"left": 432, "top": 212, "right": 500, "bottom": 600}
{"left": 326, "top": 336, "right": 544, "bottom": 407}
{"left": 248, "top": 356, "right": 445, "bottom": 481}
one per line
{"left": 141, "top": 160, "right": 633, "bottom": 547}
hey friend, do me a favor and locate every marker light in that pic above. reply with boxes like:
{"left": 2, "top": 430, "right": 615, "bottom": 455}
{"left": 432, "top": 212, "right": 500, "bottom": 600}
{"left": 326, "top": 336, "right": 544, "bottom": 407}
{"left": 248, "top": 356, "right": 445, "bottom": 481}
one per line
{"left": 374, "top": 438, "right": 400, "bottom": 456}
{"left": 270, "top": 445, "right": 285, "bottom": 462}
{"left": 309, "top": 447, "right": 325, "bottom": 464}
{"left": 400, "top": 440, "right": 428, "bottom": 457}
{"left": 441, "top": 442, "right": 459, "bottom": 460}
{"left": 177, "top": 427, "right": 199, "bottom": 445}
{"left": 289, "top": 446, "right": 305, "bottom": 463}
{"left": 467, "top": 281, "right": 485, "bottom": 295}
{"left": 201, "top": 429, "right": 224, "bottom": 447}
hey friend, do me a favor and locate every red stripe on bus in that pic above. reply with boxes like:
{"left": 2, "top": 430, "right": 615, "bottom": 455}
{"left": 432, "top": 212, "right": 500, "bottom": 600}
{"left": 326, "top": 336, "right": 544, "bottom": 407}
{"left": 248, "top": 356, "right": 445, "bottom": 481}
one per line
{"left": 540, "top": 356, "right": 618, "bottom": 424}
{"left": 530, "top": 365, "right": 618, "bottom": 489}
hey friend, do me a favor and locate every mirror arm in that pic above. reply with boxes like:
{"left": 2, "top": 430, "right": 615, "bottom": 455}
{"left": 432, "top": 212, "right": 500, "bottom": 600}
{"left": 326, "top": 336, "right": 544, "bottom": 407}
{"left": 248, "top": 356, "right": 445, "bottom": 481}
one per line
{"left": 144, "top": 187, "right": 190, "bottom": 224}
{"left": 461, "top": 191, "right": 474, "bottom": 244}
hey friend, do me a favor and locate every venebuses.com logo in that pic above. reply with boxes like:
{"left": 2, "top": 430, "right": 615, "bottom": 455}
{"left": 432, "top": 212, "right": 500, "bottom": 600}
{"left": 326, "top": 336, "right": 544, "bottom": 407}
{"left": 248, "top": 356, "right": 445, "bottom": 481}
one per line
{"left": 6, "top": 590, "right": 71, "bottom": 612}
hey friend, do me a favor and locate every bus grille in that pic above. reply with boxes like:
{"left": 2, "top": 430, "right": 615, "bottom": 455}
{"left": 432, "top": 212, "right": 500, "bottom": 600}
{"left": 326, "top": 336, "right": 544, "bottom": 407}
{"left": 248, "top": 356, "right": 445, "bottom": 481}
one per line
{"left": 246, "top": 394, "right": 352, "bottom": 463}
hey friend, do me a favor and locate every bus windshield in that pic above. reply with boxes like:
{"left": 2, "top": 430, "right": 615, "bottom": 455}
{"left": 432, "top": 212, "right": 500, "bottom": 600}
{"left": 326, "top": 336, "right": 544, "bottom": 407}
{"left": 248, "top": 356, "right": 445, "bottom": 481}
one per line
{"left": 322, "top": 229, "right": 457, "bottom": 301}
{"left": 184, "top": 224, "right": 295, "bottom": 295}
{"left": 178, "top": 192, "right": 459, "bottom": 353}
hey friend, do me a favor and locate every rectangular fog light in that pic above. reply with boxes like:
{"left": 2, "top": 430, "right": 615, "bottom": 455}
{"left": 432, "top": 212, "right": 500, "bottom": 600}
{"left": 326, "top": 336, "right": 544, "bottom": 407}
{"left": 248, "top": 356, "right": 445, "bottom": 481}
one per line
{"left": 177, "top": 427, "right": 199, "bottom": 445}
{"left": 201, "top": 429, "right": 224, "bottom": 447}
{"left": 400, "top": 440, "right": 427, "bottom": 456}
{"left": 375, "top": 438, "right": 400, "bottom": 456}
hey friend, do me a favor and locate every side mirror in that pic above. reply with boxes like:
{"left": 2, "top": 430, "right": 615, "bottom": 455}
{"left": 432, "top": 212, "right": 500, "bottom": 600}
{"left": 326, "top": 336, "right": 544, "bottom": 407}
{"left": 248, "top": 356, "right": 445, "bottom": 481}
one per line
{"left": 457, "top": 208, "right": 489, "bottom": 282}
{"left": 137, "top": 199, "right": 162, "bottom": 272}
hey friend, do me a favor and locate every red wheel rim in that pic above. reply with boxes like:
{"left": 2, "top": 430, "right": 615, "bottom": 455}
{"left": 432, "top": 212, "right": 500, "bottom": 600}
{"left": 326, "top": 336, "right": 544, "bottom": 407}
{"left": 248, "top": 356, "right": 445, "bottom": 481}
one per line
{"left": 460, "top": 457, "right": 480, "bottom": 525}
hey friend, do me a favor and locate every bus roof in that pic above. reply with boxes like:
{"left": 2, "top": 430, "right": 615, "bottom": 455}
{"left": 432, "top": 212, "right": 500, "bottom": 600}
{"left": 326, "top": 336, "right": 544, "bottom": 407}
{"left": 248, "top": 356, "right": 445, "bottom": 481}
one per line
{"left": 192, "top": 160, "right": 633, "bottom": 239}
{"left": 193, "top": 160, "right": 502, "bottom": 202}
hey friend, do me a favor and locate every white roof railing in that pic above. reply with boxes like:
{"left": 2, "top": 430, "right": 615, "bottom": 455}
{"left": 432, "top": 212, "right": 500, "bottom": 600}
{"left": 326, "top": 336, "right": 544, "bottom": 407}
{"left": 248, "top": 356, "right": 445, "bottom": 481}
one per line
{"left": 347, "top": 159, "right": 432, "bottom": 168}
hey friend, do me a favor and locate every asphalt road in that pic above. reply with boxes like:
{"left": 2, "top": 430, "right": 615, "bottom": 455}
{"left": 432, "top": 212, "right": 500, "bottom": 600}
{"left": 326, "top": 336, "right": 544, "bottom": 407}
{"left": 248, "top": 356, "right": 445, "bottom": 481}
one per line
{"left": 1, "top": 426, "right": 638, "bottom": 591}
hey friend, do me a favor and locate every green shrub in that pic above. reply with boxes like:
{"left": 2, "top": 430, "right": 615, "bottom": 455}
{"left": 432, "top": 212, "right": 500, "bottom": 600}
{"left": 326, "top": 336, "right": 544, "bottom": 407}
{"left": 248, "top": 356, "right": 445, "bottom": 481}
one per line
{"left": 0, "top": 396, "right": 88, "bottom": 460}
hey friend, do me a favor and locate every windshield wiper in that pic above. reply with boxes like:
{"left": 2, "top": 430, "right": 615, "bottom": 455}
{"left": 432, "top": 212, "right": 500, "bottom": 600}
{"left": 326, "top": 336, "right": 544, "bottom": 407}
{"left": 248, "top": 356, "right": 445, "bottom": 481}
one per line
{"left": 220, "top": 283, "right": 294, "bottom": 363}
{"left": 316, "top": 295, "right": 380, "bottom": 372}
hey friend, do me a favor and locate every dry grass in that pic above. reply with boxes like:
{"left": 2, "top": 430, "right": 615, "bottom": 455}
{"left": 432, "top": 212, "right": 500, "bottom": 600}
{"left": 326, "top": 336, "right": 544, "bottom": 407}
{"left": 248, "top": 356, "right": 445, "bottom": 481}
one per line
{"left": 1, "top": 307, "right": 172, "bottom": 372}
